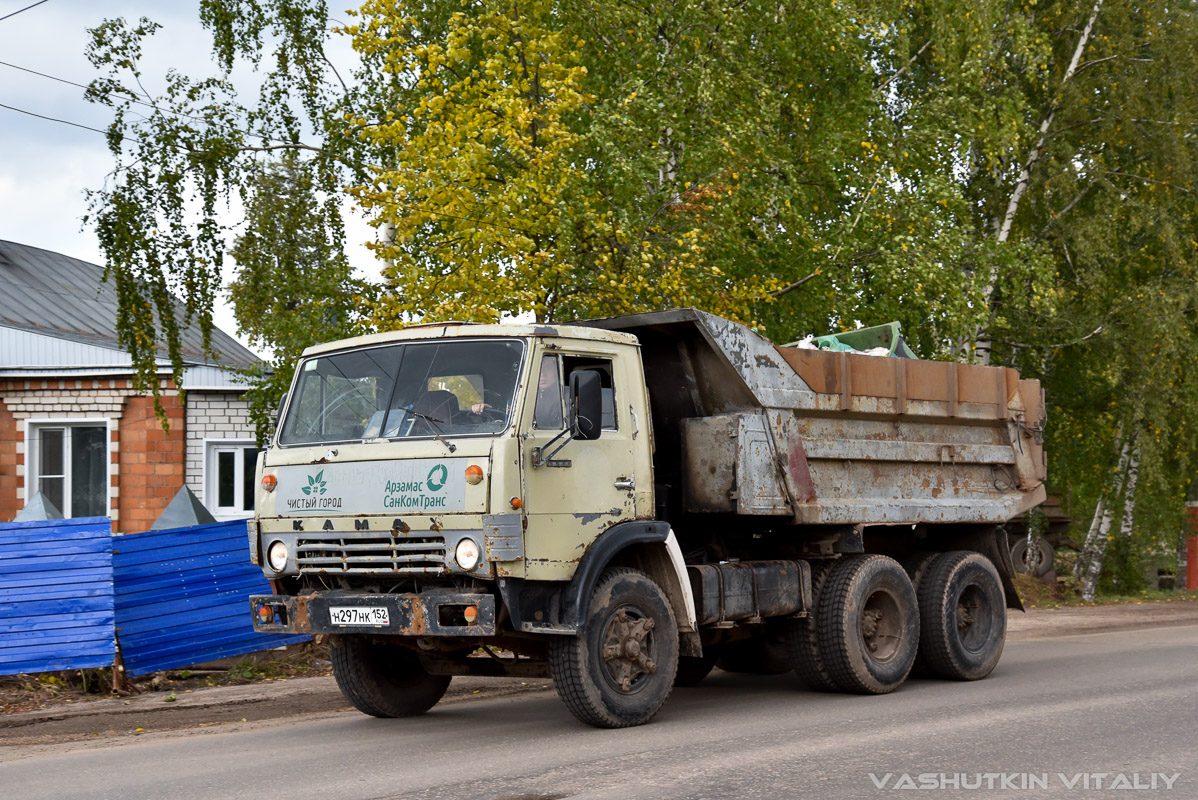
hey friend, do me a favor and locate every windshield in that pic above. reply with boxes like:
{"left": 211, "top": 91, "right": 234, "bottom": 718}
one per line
{"left": 279, "top": 339, "right": 526, "bottom": 446}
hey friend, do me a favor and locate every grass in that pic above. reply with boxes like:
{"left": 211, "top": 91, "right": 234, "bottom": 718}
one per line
{"left": 0, "top": 642, "right": 331, "bottom": 715}
{"left": 1013, "top": 573, "right": 1198, "bottom": 609}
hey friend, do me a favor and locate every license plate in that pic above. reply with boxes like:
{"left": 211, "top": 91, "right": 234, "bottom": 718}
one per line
{"left": 329, "top": 606, "right": 390, "bottom": 626}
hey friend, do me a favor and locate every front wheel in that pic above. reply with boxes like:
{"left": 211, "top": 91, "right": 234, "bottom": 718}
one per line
{"left": 330, "top": 636, "right": 451, "bottom": 718}
{"left": 549, "top": 568, "right": 679, "bottom": 728}
{"left": 818, "top": 555, "right": 919, "bottom": 694}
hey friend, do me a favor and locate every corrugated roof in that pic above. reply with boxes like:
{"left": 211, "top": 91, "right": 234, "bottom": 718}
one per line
{"left": 0, "top": 240, "right": 259, "bottom": 370}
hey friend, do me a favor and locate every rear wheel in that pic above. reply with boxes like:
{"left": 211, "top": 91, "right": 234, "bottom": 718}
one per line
{"left": 549, "top": 568, "right": 679, "bottom": 728}
{"left": 818, "top": 555, "right": 919, "bottom": 694}
{"left": 329, "top": 636, "right": 451, "bottom": 717}
{"left": 918, "top": 551, "right": 1007, "bottom": 681}
{"left": 785, "top": 561, "right": 838, "bottom": 691}
{"left": 900, "top": 552, "right": 939, "bottom": 678}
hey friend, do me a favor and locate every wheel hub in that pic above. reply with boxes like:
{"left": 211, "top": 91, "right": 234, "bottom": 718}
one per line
{"left": 602, "top": 608, "right": 657, "bottom": 692}
{"left": 957, "top": 602, "right": 976, "bottom": 632}
{"left": 862, "top": 608, "right": 882, "bottom": 648}
{"left": 860, "top": 590, "right": 903, "bottom": 661}
{"left": 955, "top": 584, "right": 990, "bottom": 651}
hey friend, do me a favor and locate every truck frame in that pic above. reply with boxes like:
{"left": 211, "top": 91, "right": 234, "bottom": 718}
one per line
{"left": 249, "top": 308, "right": 1046, "bottom": 728}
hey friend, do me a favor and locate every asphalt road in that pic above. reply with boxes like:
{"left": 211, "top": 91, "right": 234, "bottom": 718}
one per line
{"left": 4, "top": 624, "right": 1197, "bottom": 800}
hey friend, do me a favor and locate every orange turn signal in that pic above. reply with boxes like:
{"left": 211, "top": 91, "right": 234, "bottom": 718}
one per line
{"left": 465, "top": 465, "right": 484, "bottom": 485}
{"left": 261, "top": 474, "right": 277, "bottom": 492}
{"left": 509, "top": 496, "right": 523, "bottom": 510}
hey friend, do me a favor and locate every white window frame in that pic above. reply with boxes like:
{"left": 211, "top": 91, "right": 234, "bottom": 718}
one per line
{"left": 204, "top": 438, "right": 259, "bottom": 520}
{"left": 27, "top": 418, "right": 112, "bottom": 519}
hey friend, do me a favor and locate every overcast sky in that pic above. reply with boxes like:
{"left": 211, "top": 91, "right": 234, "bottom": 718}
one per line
{"left": 0, "top": 0, "right": 377, "bottom": 357}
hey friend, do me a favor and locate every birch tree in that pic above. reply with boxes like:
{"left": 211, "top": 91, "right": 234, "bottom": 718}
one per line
{"left": 974, "top": 0, "right": 1104, "bottom": 366}
{"left": 1076, "top": 433, "right": 1137, "bottom": 602}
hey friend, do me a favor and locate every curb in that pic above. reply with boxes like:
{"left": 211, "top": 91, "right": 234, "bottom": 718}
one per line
{"left": 0, "top": 675, "right": 554, "bottom": 731}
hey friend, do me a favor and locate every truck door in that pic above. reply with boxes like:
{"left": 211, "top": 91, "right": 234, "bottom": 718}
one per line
{"left": 519, "top": 347, "right": 639, "bottom": 580}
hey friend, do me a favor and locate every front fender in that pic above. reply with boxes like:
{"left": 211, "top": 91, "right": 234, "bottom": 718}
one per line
{"left": 498, "top": 520, "right": 670, "bottom": 633}
{"left": 561, "top": 520, "right": 671, "bottom": 628}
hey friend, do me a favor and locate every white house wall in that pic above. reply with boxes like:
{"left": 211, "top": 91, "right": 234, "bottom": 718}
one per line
{"left": 185, "top": 392, "right": 257, "bottom": 506}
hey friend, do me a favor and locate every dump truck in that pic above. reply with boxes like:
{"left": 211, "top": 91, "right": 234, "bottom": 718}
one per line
{"left": 248, "top": 308, "right": 1046, "bottom": 728}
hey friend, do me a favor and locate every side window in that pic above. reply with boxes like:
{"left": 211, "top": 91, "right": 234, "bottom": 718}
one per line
{"left": 562, "top": 356, "right": 617, "bottom": 431}
{"left": 29, "top": 423, "right": 109, "bottom": 518}
{"left": 532, "top": 355, "right": 564, "bottom": 429}
{"left": 207, "top": 442, "right": 259, "bottom": 518}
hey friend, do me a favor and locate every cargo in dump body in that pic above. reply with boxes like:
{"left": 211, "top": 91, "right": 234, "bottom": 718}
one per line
{"left": 577, "top": 308, "right": 1047, "bottom": 529}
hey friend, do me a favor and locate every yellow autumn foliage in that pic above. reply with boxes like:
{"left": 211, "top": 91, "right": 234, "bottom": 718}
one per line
{"left": 345, "top": 0, "right": 772, "bottom": 327}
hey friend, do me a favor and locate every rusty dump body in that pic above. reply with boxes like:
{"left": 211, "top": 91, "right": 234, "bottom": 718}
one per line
{"left": 579, "top": 309, "right": 1047, "bottom": 534}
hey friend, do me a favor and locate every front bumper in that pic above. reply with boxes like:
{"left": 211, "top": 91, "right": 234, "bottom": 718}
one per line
{"left": 250, "top": 591, "right": 497, "bottom": 636}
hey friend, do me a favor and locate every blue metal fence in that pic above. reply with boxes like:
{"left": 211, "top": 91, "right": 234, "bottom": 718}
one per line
{"left": 0, "top": 517, "right": 115, "bottom": 676}
{"left": 113, "top": 521, "right": 309, "bottom": 676}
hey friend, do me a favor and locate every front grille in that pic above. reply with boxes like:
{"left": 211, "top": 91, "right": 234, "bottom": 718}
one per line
{"left": 295, "top": 533, "right": 446, "bottom": 574}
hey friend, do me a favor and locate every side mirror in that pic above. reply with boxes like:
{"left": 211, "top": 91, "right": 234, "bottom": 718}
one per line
{"left": 570, "top": 371, "right": 603, "bottom": 441}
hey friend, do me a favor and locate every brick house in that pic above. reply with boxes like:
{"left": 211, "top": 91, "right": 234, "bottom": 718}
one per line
{"left": 0, "top": 240, "right": 263, "bottom": 531}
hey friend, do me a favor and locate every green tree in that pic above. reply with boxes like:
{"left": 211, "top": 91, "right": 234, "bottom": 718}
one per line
{"left": 85, "top": 0, "right": 1198, "bottom": 595}
{"left": 983, "top": 0, "right": 1198, "bottom": 592}
{"left": 228, "top": 153, "right": 374, "bottom": 442}
{"left": 84, "top": 6, "right": 358, "bottom": 422}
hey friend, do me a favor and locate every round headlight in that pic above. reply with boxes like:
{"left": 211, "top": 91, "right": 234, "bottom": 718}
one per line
{"left": 455, "top": 538, "right": 481, "bottom": 571}
{"left": 267, "top": 540, "right": 289, "bottom": 572}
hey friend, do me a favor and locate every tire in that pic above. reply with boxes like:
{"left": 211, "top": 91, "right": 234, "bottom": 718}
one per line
{"left": 900, "top": 552, "right": 940, "bottom": 678}
{"left": 901, "top": 551, "right": 939, "bottom": 593}
{"left": 918, "top": 551, "right": 1007, "bottom": 681}
{"left": 817, "top": 555, "right": 920, "bottom": 694}
{"left": 329, "top": 635, "right": 451, "bottom": 718}
{"left": 674, "top": 651, "right": 718, "bottom": 686}
{"left": 1010, "top": 538, "right": 1055, "bottom": 577}
{"left": 549, "top": 568, "right": 679, "bottom": 728}
{"left": 784, "top": 561, "right": 838, "bottom": 691}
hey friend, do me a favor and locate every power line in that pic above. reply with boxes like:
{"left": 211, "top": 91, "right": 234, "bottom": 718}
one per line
{"left": 0, "top": 58, "right": 296, "bottom": 145}
{"left": 0, "top": 98, "right": 542, "bottom": 237}
{"left": 0, "top": 58, "right": 88, "bottom": 92}
{"left": 0, "top": 53, "right": 547, "bottom": 240}
{"left": 0, "top": 0, "right": 49, "bottom": 23}
{"left": 0, "top": 100, "right": 107, "bottom": 135}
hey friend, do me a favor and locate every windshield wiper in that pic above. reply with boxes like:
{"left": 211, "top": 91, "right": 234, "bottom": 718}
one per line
{"left": 402, "top": 408, "right": 457, "bottom": 453}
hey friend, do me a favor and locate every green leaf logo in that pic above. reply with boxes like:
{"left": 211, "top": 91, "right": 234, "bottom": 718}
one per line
{"left": 303, "top": 470, "right": 327, "bottom": 496}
